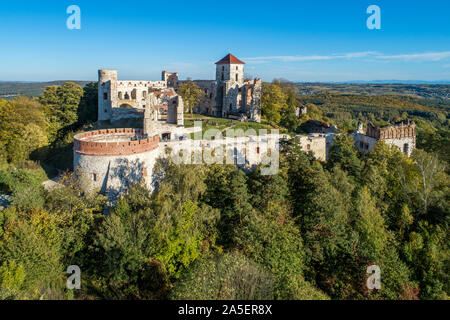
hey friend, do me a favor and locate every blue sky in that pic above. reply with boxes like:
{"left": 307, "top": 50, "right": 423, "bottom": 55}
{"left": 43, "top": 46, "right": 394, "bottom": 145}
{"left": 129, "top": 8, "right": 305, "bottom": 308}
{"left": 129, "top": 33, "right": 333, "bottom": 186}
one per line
{"left": 1, "top": 0, "right": 450, "bottom": 82}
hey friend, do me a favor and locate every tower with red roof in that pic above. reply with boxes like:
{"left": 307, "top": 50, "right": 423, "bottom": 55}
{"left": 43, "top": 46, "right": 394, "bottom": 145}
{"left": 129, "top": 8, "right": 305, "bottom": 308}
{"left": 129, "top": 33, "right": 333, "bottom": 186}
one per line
{"left": 215, "top": 53, "right": 245, "bottom": 84}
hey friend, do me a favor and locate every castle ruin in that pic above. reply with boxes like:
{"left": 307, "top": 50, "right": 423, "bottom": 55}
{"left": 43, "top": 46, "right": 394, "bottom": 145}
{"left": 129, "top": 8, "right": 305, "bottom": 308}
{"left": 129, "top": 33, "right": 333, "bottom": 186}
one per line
{"left": 98, "top": 54, "right": 262, "bottom": 125}
{"left": 74, "top": 54, "right": 265, "bottom": 201}
{"left": 353, "top": 120, "right": 416, "bottom": 156}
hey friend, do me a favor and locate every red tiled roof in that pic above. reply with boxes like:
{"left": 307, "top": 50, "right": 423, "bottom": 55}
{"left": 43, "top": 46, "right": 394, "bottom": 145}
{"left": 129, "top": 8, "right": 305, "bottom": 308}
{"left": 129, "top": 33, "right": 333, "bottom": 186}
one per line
{"left": 215, "top": 54, "right": 245, "bottom": 65}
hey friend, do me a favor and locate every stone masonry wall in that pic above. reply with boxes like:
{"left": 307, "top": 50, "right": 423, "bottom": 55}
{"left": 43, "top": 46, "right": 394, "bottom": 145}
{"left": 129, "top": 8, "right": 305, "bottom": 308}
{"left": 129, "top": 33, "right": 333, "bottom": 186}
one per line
{"left": 74, "top": 129, "right": 159, "bottom": 156}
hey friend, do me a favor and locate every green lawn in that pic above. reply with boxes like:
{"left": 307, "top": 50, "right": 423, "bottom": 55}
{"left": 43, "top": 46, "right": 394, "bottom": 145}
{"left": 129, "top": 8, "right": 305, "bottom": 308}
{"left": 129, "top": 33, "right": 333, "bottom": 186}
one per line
{"left": 183, "top": 113, "right": 280, "bottom": 138}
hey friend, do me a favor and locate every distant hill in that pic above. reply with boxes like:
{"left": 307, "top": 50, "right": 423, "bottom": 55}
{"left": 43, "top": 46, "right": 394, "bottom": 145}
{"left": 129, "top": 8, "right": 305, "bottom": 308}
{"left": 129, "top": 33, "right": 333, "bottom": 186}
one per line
{"left": 334, "top": 80, "right": 450, "bottom": 85}
{"left": 296, "top": 83, "right": 450, "bottom": 102}
{"left": 0, "top": 81, "right": 94, "bottom": 99}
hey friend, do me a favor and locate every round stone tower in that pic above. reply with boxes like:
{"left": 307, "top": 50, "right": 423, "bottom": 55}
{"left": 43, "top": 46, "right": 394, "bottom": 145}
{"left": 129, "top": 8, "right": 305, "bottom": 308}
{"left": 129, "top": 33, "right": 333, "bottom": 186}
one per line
{"left": 98, "top": 69, "right": 118, "bottom": 122}
{"left": 73, "top": 128, "right": 160, "bottom": 201}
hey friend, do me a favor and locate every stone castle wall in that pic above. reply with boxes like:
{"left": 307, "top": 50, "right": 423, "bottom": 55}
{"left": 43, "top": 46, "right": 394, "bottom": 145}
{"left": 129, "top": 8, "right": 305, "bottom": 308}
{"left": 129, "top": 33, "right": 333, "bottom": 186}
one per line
{"left": 98, "top": 54, "right": 261, "bottom": 122}
{"left": 74, "top": 128, "right": 161, "bottom": 201}
{"left": 74, "top": 148, "right": 160, "bottom": 201}
{"left": 355, "top": 121, "right": 416, "bottom": 157}
{"left": 74, "top": 129, "right": 159, "bottom": 156}
{"left": 297, "top": 135, "right": 327, "bottom": 161}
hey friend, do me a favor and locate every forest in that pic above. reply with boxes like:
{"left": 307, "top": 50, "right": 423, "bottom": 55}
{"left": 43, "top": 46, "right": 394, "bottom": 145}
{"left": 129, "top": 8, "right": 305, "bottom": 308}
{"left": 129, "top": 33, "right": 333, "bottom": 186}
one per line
{"left": 0, "top": 81, "right": 448, "bottom": 300}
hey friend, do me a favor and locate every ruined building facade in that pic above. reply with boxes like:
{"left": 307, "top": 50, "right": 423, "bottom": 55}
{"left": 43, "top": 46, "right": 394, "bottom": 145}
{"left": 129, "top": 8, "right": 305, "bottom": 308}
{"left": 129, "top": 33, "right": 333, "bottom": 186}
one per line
{"left": 353, "top": 120, "right": 416, "bottom": 156}
{"left": 169, "top": 54, "right": 262, "bottom": 122}
{"left": 98, "top": 69, "right": 184, "bottom": 127}
{"left": 98, "top": 54, "right": 261, "bottom": 124}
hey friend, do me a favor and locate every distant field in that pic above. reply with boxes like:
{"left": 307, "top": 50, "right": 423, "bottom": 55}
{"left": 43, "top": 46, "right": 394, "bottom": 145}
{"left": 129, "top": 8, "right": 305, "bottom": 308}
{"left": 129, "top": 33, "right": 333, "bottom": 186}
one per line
{"left": 0, "top": 81, "right": 93, "bottom": 99}
{"left": 296, "top": 83, "right": 450, "bottom": 102}
{"left": 3, "top": 81, "right": 450, "bottom": 103}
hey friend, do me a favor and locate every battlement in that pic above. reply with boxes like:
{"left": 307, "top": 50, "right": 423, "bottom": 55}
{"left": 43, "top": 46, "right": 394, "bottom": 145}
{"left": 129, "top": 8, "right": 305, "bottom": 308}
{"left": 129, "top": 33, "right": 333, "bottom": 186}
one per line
{"left": 74, "top": 128, "right": 159, "bottom": 156}
{"left": 366, "top": 120, "right": 416, "bottom": 140}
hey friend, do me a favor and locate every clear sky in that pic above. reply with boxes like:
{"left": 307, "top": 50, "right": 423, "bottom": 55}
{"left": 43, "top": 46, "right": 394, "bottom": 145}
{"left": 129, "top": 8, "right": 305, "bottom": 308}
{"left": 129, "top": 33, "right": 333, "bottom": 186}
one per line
{"left": 1, "top": 0, "right": 450, "bottom": 82}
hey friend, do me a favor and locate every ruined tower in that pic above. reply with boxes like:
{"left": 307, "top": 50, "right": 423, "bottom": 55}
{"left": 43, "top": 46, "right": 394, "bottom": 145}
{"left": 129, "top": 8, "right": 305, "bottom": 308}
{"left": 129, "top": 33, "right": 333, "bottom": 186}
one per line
{"left": 215, "top": 53, "right": 245, "bottom": 84}
{"left": 143, "top": 93, "right": 158, "bottom": 137}
{"left": 98, "top": 70, "right": 118, "bottom": 121}
{"left": 215, "top": 54, "right": 245, "bottom": 116}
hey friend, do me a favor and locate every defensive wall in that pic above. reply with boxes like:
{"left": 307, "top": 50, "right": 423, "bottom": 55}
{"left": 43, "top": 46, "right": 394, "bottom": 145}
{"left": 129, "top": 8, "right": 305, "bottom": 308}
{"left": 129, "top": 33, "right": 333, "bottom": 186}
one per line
{"left": 73, "top": 128, "right": 159, "bottom": 156}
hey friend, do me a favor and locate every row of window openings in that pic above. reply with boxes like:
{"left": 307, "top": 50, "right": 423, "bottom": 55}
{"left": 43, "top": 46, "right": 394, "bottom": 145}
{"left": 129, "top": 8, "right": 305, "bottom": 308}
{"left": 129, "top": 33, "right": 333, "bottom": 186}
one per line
{"left": 221, "top": 73, "right": 240, "bottom": 81}
{"left": 359, "top": 142, "right": 370, "bottom": 150}
{"left": 222, "top": 66, "right": 240, "bottom": 71}
{"left": 220, "top": 65, "right": 240, "bottom": 81}
{"left": 103, "top": 92, "right": 149, "bottom": 100}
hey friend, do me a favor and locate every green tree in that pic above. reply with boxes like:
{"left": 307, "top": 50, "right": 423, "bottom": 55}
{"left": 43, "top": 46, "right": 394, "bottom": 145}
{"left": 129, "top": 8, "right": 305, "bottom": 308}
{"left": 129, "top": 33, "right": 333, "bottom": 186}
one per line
{"left": 40, "top": 82, "right": 84, "bottom": 139}
{"left": 177, "top": 80, "right": 203, "bottom": 116}
{"left": 328, "top": 134, "right": 362, "bottom": 179}
{"left": 77, "top": 82, "right": 98, "bottom": 125}
{"left": 93, "top": 188, "right": 166, "bottom": 299}
{"left": 0, "top": 261, "right": 25, "bottom": 300}
{"left": 93, "top": 161, "right": 220, "bottom": 299}
{"left": 171, "top": 252, "right": 274, "bottom": 300}
{"left": 0, "top": 97, "right": 48, "bottom": 163}
{"left": 403, "top": 221, "right": 449, "bottom": 299}
{"left": 203, "top": 165, "right": 252, "bottom": 247}
{"left": 0, "top": 208, "right": 66, "bottom": 299}
{"left": 261, "top": 83, "right": 285, "bottom": 124}
{"left": 280, "top": 87, "right": 301, "bottom": 132}
{"left": 409, "top": 149, "right": 447, "bottom": 214}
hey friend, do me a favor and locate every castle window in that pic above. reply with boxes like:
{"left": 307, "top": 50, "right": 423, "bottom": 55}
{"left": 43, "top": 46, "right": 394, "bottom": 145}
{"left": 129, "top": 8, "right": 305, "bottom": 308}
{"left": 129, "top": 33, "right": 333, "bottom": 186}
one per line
{"left": 142, "top": 91, "right": 147, "bottom": 98}
{"left": 229, "top": 103, "right": 232, "bottom": 111}
{"left": 307, "top": 144, "right": 311, "bottom": 150}
{"left": 143, "top": 105, "right": 146, "bottom": 109}
{"left": 236, "top": 66, "right": 238, "bottom": 70}
{"left": 236, "top": 74, "right": 238, "bottom": 81}
{"left": 92, "top": 173, "right": 97, "bottom": 182}
{"left": 222, "top": 66, "right": 224, "bottom": 71}
{"left": 103, "top": 93, "right": 108, "bottom": 100}
{"left": 256, "top": 147, "right": 260, "bottom": 154}
{"left": 221, "top": 73, "right": 224, "bottom": 81}
{"left": 403, "top": 143, "right": 409, "bottom": 154}
{"left": 104, "top": 109, "right": 107, "bottom": 113}
{"left": 162, "top": 133, "right": 171, "bottom": 141}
